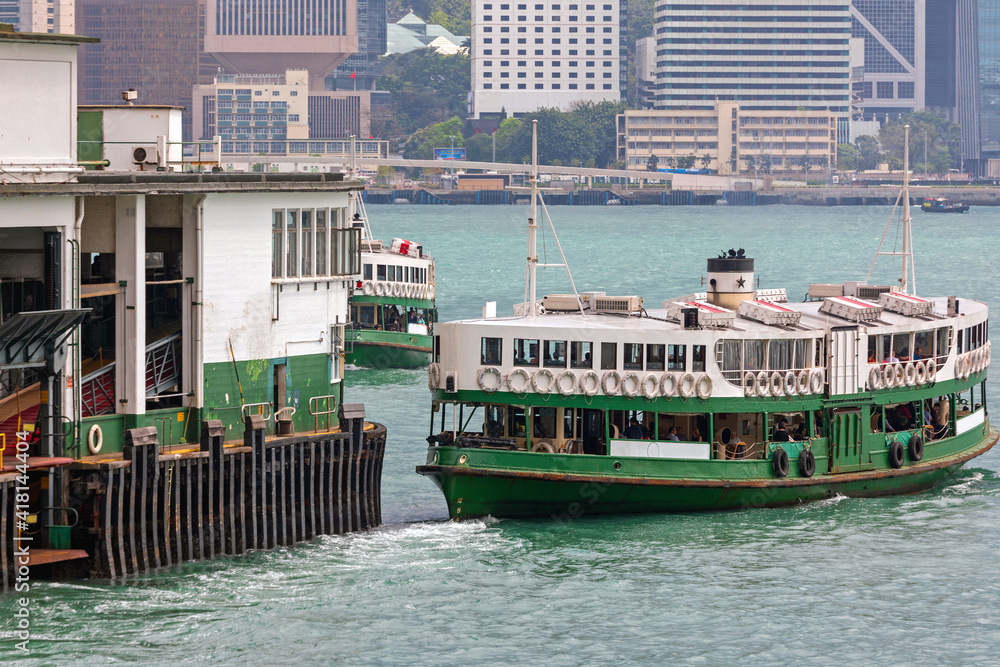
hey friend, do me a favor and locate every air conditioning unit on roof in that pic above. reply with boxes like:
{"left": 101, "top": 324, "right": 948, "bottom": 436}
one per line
{"left": 820, "top": 296, "right": 883, "bottom": 322}
{"left": 878, "top": 291, "right": 934, "bottom": 316}
{"left": 593, "top": 296, "right": 642, "bottom": 314}
{"left": 666, "top": 300, "right": 735, "bottom": 327}
{"left": 738, "top": 299, "right": 801, "bottom": 326}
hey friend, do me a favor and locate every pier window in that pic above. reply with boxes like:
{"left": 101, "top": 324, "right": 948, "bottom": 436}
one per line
{"left": 667, "top": 344, "right": 686, "bottom": 372}
{"left": 624, "top": 343, "right": 643, "bottom": 370}
{"left": 692, "top": 345, "right": 706, "bottom": 372}
{"left": 271, "top": 212, "right": 283, "bottom": 278}
{"left": 316, "top": 210, "right": 327, "bottom": 276}
{"left": 514, "top": 338, "right": 539, "bottom": 365}
{"left": 600, "top": 342, "right": 617, "bottom": 370}
{"left": 286, "top": 210, "right": 299, "bottom": 277}
{"left": 544, "top": 340, "right": 567, "bottom": 367}
{"left": 647, "top": 344, "right": 665, "bottom": 371}
{"left": 570, "top": 341, "right": 593, "bottom": 368}
{"left": 482, "top": 337, "right": 502, "bottom": 365}
{"left": 301, "top": 210, "right": 312, "bottom": 276}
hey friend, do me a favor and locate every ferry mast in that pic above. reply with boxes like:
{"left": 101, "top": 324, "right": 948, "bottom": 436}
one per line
{"left": 866, "top": 124, "right": 916, "bottom": 294}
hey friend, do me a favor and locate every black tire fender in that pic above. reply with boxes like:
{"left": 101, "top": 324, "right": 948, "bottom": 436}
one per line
{"left": 888, "top": 440, "right": 905, "bottom": 468}
{"left": 798, "top": 449, "right": 816, "bottom": 478}
{"left": 772, "top": 447, "right": 789, "bottom": 478}
{"left": 908, "top": 434, "right": 924, "bottom": 462}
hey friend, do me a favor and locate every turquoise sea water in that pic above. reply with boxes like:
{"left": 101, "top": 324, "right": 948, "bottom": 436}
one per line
{"left": 4, "top": 204, "right": 1000, "bottom": 664}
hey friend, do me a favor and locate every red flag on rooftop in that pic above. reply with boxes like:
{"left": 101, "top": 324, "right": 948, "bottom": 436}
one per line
{"left": 349, "top": 71, "right": 356, "bottom": 79}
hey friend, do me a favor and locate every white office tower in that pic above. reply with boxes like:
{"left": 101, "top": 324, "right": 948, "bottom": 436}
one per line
{"left": 0, "top": 0, "right": 73, "bottom": 33}
{"left": 470, "top": 0, "right": 626, "bottom": 119}
{"left": 652, "top": 0, "right": 851, "bottom": 114}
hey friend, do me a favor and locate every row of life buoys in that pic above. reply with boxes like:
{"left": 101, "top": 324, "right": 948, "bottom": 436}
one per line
{"left": 744, "top": 369, "right": 822, "bottom": 397}
{"left": 363, "top": 281, "right": 435, "bottom": 300}
{"left": 956, "top": 342, "right": 991, "bottom": 380}
{"left": 470, "top": 368, "right": 716, "bottom": 399}
{"left": 870, "top": 359, "right": 938, "bottom": 391}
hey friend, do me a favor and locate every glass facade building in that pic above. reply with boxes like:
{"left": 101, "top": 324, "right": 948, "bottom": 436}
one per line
{"left": 328, "top": 0, "right": 387, "bottom": 91}
{"left": 980, "top": 0, "right": 1000, "bottom": 157}
{"left": 652, "top": 1, "right": 851, "bottom": 113}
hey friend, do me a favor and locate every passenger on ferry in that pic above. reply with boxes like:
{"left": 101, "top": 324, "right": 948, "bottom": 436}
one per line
{"left": 624, "top": 417, "right": 644, "bottom": 440}
{"left": 676, "top": 427, "right": 686, "bottom": 441}
{"left": 888, "top": 351, "right": 900, "bottom": 364}
{"left": 691, "top": 427, "right": 703, "bottom": 442}
{"left": 899, "top": 348, "right": 910, "bottom": 362}
{"left": 913, "top": 347, "right": 923, "bottom": 360}
{"left": 665, "top": 427, "right": 680, "bottom": 442}
{"left": 772, "top": 420, "right": 791, "bottom": 442}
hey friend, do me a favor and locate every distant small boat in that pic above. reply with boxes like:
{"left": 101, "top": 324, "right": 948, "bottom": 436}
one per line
{"left": 606, "top": 198, "right": 621, "bottom": 205}
{"left": 714, "top": 199, "right": 729, "bottom": 206}
{"left": 393, "top": 198, "right": 410, "bottom": 205}
{"left": 921, "top": 197, "right": 969, "bottom": 213}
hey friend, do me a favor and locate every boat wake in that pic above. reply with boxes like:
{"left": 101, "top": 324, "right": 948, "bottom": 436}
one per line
{"left": 941, "top": 470, "right": 987, "bottom": 496}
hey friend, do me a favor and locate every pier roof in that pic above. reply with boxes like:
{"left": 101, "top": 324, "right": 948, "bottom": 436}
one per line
{"left": 0, "top": 172, "right": 364, "bottom": 197}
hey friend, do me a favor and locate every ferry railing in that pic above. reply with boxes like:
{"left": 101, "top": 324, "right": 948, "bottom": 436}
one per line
{"left": 309, "top": 394, "right": 340, "bottom": 433}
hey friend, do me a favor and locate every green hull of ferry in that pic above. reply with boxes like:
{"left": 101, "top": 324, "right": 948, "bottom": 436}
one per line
{"left": 418, "top": 424, "right": 996, "bottom": 520}
{"left": 347, "top": 294, "right": 435, "bottom": 368}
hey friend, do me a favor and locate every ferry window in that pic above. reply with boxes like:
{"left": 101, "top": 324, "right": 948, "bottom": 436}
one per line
{"left": 514, "top": 338, "right": 539, "bottom": 366}
{"left": 600, "top": 342, "right": 617, "bottom": 370}
{"left": 769, "top": 339, "right": 792, "bottom": 370}
{"left": 356, "top": 305, "right": 376, "bottom": 327}
{"left": 434, "top": 335, "right": 440, "bottom": 363}
{"left": 482, "top": 337, "right": 502, "bottom": 365}
{"left": 692, "top": 345, "right": 706, "bottom": 372}
{"left": 867, "top": 336, "right": 878, "bottom": 363}
{"left": 508, "top": 406, "right": 526, "bottom": 438}
{"left": 544, "top": 340, "right": 567, "bottom": 367}
{"left": 286, "top": 210, "right": 299, "bottom": 278}
{"left": 564, "top": 408, "right": 576, "bottom": 439}
{"left": 668, "top": 344, "right": 686, "bottom": 372}
{"left": 388, "top": 265, "right": 396, "bottom": 281}
{"left": 363, "top": 264, "right": 372, "bottom": 280}
{"left": 880, "top": 334, "right": 891, "bottom": 362}
{"left": 647, "top": 344, "right": 665, "bottom": 371}
{"left": 624, "top": 343, "right": 643, "bottom": 370}
{"left": 743, "top": 340, "right": 764, "bottom": 372}
{"left": 913, "top": 331, "right": 930, "bottom": 360}
{"left": 485, "top": 405, "right": 505, "bottom": 437}
{"left": 718, "top": 340, "right": 741, "bottom": 382}
{"left": 532, "top": 407, "right": 557, "bottom": 439}
{"left": 316, "top": 210, "right": 327, "bottom": 276}
{"left": 892, "top": 333, "right": 910, "bottom": 360}
{"left": 794, "top": 339, "right": 810, "bottom": 369}
{"left": 377, "top": 264, "right": 386, "bottom": 281}
{"left": 301, "top": 210, "right": 313, "bottom": 276}
{"left": 570, "top": 341, "right": 593, "bottom": 368}
{"left": 271, "top": 211, "right": 283, "bottom": 278}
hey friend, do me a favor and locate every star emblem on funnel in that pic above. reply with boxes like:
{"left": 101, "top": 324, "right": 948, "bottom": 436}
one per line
{"left": 737, "top": 276, "right": 746, "bottom": 288}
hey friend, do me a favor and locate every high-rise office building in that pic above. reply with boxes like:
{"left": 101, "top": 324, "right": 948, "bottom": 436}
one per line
{"left": 469, "top": 0, "right": 627, "bottom": 119}
{"left": 0, "top": 0, "right": 73, "bottom": 33}
{"left": 978, "top": 0, "right": 1000, "bottom": 163}
{"left": 328, "top": 0, "right": 387, "bottom": 91}
{"left": 652, "top": 1, "right": 851, "bottom": 114}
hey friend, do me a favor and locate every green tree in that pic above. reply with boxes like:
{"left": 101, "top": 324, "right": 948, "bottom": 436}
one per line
{"left": 464, "top": 133, "right": 494, "bottom": 162}
{"left": 797, "top": 154, "right": 811, "bottom": 173}
{"left": 854, "top": 135, "right": 884, "bottom": 171}
{"left": 376, "top": 165, "right": 397, "bottom": 185}
{"left": 402, "top": 116, "right": 465, "bottom": 160}
{"left": 760, "top": 154, "right": 772, "bottom": 175}
{"left": 699, "top": 154, "right": 712, "bottom": 170}
{"left": 878, "top": 111, "right": 960, "bottom": 173}
{"left": 676, "top": 154, "right": 696, "bottom": 169}
{"left": 647, "top": 154, "right": 659, "bottom": 172}
{"left": 376, "top": 50, "right": 471, "bottom": 135}
{"left": 837, "top": 143, "right": 861, "bottom": 171}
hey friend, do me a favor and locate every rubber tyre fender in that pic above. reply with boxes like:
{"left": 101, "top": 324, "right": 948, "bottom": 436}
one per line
{"left": 908, "top": 434, "right": 924, "bottom": 462}
{"left": 888, "top": 440, "right": 905, "bottom": 469}
{"left": 772, "top": 447, "right": 789, "bottom": 478}
{"left": 798, "top": 449, "right": 816, "bottom": 478}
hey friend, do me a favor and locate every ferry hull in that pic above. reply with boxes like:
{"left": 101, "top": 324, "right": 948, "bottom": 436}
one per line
{"left": 346, "top": 336, "right": 432, "bottom": 368}
{"left": 417, "top": 428, "right": 997, "bottom": 520}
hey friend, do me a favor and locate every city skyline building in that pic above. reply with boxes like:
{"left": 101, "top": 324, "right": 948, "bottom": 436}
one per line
{"left": 0, "top": 0, "right": 73, "bottom": 33}
{"left": 469, "top": 0, "right": 627, "bottom": 120}
{"left": 651, "top": 1, "right": 852, "bottom": 114}
{"left": 328, "top": 0, "right": 387, "bottom": 91}
{"left": 979, "top": 0, "right": 1000, "bottom": 163}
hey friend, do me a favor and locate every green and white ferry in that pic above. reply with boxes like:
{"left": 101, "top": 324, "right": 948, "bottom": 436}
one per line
{"left": 417, "top": 123, "right": 996, "bottom": 520}
{"left": 346, "top": 192, "right": 437, "bottom": 368}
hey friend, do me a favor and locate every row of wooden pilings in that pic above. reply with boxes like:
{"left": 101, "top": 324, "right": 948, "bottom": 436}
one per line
{"left": 1, "top": 411, "right": 387, "bottom": 586}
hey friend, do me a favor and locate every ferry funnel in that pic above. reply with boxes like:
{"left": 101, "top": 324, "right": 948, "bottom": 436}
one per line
{"left": 706, "top": 251, "right": 754, "bottom": 309}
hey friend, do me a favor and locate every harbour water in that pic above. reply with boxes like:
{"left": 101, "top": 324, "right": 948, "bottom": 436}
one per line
{"left": 4, "top": 205, "right": 1000, "bottom": 664}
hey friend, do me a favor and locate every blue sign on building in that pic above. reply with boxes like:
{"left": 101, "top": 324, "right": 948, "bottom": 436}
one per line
{"left": 434, "top": 147, "right": 467, "bottom": 160}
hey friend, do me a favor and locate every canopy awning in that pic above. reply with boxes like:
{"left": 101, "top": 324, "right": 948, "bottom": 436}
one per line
{"left": 0, "top": 309, "right": 90, "bottom": 369}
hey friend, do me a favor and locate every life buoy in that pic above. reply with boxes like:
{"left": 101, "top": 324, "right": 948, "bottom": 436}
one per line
{"left": 532, "top": 369, "right": 555, "bottom": 394}
{"left": 362, "top": 280, "right": 374, "bottom": 296}
{"left": 395, "top": 283, "right": 405, "bottom": 297}
{"left": 953, "top": 355, "right": 964, "bottom": 380}
{"left": 743, "top": 371, "right": 756, "bottom": 397}
{"left": 755, "top": 371, "right": 769, "bottom": 397}
{"left": 769, "top": 371, "right": 784, "bottom": 397}
{"left": 882, "top": 363, "right": 895, "bottom": 388}
{"left": 374, "top": 281, "right": 386, "bottom": 296}
{"left": 772, "top": 447, "right": 789, "bottom": 478}
{"left": 888, "top": 440, "right": 905, "bottom": 468}
{"left": 977, "top": 347, "right": 986, "bottom": 373}
{"left": 621, "top": 372, "right": 641, "bottom": 399}
{"left": 678, "top": 372, "right": 696, "bottom": 399}
{"left": 556, "top": 369, "right": 576, "bottom": 396}
{"left": 508, "top": 368, "right": 531, "bottom": 393}
{"left": 641, "top": 373, "right": 659, "bottom": 400}
{"left": 695, "top": 374, "right": 712, "bottom": 400}
{"left": 798, "top": 449, "right": 815, "bottom": 478}
{"left": 914, "top": 360, "right": 927, "bottom": 385}
{"left": 961, "top": 354, "right": 971, "bottom": 381}
{"left": 427, "top": 363, "right": 441, "bottom": 389}
{"left": 531, "top": 440, "right": 555, "bottom": 453}
{"left": 477, "top": 367, "right": 503, "bottom": 393}
{"left": 925, "top": 358, "right": 937, "bottom": 382}
{"left": 428, "top": 285, "right": 436, "bottom": 300}
{"left": 796, "top": 369, "right": 810, "bottom": 395}
{"left": 892, "top": 362, "right": 905, "bottom": 387}
{"left": 579, "top": 370, "right": 600, "bottom": 397}
{"left": 661, "top": 372, "right": 678, "bottom": 398}
{"left": 986, "top": 341, "right": 992, "bottom": 368}
{"left": 869, "top": 366, "right": 883, "bottom": 391}
{"left": 783, "top": 371, "right": 797, "bottom": 396}
{"left": 809, "top": 369, "right": 824, "bottom": 394}
{"left": 908, "top": 434, "right": 923, "bottom": 462}
{"left": 904, "top": 362, "right": 917, "bottom": 387}
{"left": 602, "top": 370, "right": 622, "bottom": 396}
{"left": 87, "top": 423, "right": 103, "bottom": 454}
